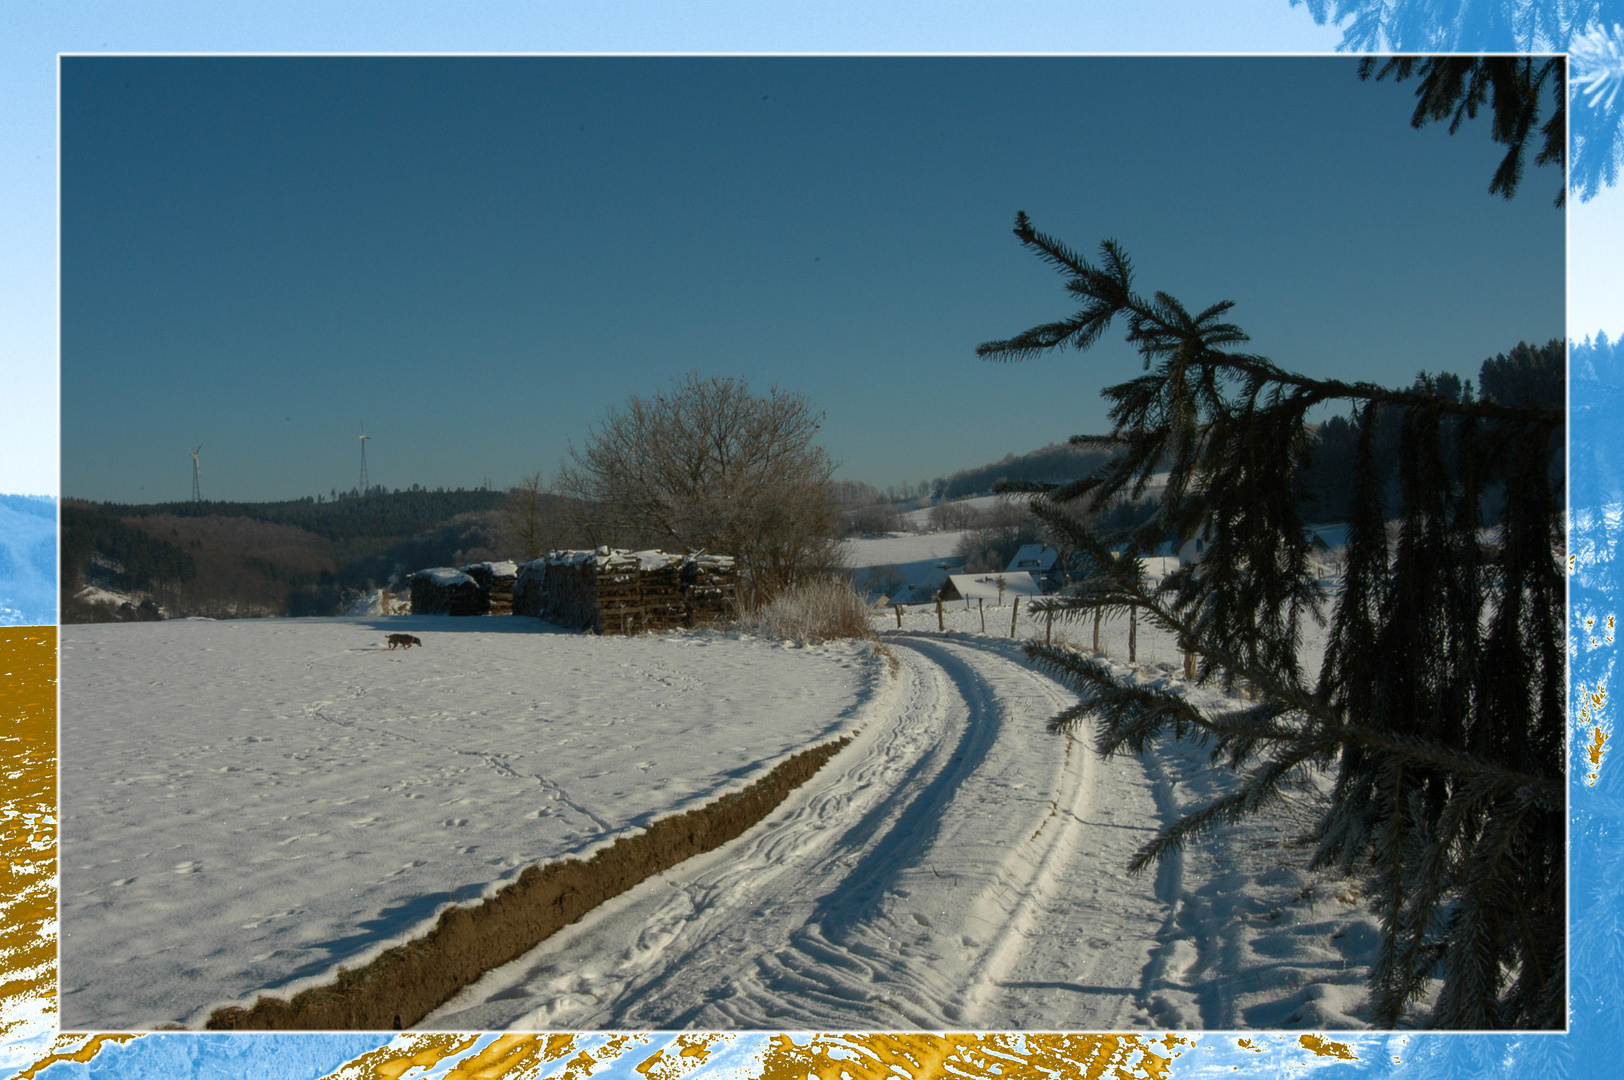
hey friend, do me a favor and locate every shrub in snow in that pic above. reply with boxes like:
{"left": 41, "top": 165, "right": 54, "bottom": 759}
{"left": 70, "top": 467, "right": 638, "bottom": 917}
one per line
{"left": 743, "top": 576, "right": 874, "bottom": 645}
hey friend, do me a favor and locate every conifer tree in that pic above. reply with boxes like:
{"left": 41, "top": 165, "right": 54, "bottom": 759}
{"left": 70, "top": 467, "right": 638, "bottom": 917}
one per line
{"left": 979, "top": 214, "right": 1565, "bottom": 1029}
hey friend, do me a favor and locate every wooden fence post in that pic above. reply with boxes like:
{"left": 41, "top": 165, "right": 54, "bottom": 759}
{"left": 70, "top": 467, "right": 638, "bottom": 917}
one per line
{"left": 936, "top": 595, "right": 944, "bottom": 632}
{"left": 978, "top": 597, "right": 985, "bottom": 634}
{"left": 1129, "top": 609, "right": 1137, "bottom": 664}
{"left": 1011, "top": 597, "right": 1020, "bottom": 637}
{"left": 1046, "top": 607, "right": 1053, "bottom": 644}
{"left": 895, "top": 604, "right": 903, "bottom": 629}
{"left": 1093, "top": 609, "right": 1102, "bottom": 653}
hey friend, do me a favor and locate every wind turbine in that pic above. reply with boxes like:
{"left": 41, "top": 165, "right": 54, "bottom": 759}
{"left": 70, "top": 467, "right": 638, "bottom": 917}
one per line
{"left": 189, "top": 442, "right": 204, "bottom": 502}
{"left": 358, "top": 424, "right": 371, "bottom": 493}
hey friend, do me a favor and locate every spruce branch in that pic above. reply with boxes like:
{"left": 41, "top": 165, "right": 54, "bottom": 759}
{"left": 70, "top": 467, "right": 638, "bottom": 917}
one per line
{"left": 984, "top": 226, "right": 1565, "bottom": 1028}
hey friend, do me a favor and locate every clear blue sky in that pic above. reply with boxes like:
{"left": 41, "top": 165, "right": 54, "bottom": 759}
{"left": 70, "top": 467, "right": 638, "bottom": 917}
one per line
{"left": 0, "top": 1, "right": 1351, "bottom": 499}
{"left": 59, "top": 55, "right": 1562, "bottom": 503}
{"left": 5, "top": 3, "right": 1611, "bottom": 500}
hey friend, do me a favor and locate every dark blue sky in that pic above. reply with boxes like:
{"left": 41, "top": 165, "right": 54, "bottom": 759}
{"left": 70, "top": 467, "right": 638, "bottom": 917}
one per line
{"left": 61, "top": 56, "right": 1564, "bottom": 503}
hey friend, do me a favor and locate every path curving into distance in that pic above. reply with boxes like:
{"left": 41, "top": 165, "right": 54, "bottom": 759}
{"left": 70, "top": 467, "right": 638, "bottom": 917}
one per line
{"left": 421, "top": 633, "right": 1173, "bottom": 1031}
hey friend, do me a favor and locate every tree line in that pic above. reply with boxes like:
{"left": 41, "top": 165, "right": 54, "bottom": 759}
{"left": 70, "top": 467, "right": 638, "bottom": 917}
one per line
{"left": 88, "top": 487, "right": 508, "bottom": 543}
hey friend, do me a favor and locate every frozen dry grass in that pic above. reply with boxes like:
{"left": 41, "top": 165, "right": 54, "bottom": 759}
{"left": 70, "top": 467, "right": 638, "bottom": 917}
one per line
{"left": 743, "top": 577, "right": 876, "bottom": 645}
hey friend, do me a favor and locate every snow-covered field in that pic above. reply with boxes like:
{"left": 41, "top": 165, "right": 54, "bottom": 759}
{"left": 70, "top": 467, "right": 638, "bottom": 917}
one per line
{"left": 60, "top": 595, "right": 1392, "bottom": 1032}
{"left": 59, "top": 617, "right": 873, "bottom": 1029}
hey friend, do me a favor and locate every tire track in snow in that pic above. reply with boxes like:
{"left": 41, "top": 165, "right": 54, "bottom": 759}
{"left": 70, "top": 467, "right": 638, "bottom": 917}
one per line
{"left": 422, "top": 632, "right": 1157, "bottom": 1031}
{"left": 748, "top": 634, "right": 1086, "bottom": 1029}
{"left": 423, "top": 638, "right": 952, "bottom": 1029}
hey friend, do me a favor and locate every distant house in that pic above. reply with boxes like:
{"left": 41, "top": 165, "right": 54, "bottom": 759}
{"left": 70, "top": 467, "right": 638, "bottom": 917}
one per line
{"left": 1004, "top": 543, "right": 1063, "bottom": 591}
{"left": 938, "top": 571, "right": 1043, "bottom": 605}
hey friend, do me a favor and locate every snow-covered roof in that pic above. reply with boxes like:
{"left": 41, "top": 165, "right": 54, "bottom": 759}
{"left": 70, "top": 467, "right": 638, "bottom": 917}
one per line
{"left": 942, "top": 571, "right": 1044, "bottom": 601}
{"left": 411, "top": 567, "right": 475, "bottom": 587}
{"left": 1005, "top": 543, "right": 1059, "bottom": 574}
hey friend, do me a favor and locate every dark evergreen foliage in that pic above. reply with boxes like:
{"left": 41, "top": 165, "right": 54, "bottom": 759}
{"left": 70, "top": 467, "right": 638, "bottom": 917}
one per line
{"left": 978, "top": 218, "right": 1564, "bottom": 1029}
{"left": 1290, "top": 5, "right": 1611, "bottom": 200}
{"left": 1479, "top": 338, "right": 1566, "bottom": 409}
{"left": 60, "top": 501, "right": 197, "bottom": 592}
{"left": 1358, "top": 56, "right": 1567, "bottom": 207}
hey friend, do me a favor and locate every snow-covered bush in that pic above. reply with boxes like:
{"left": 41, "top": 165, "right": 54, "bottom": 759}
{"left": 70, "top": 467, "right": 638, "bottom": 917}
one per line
{"left": 743, "top": 576, "right": 874, "bottom": 645}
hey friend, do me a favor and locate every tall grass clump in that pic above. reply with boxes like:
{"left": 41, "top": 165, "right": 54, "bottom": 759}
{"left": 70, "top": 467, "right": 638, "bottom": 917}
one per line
{"left": 743, "top": 576, "right": 875, "bottom": 645}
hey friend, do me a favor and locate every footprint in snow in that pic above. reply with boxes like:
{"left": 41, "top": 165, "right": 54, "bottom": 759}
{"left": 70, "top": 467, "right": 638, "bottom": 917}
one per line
{"left": 173, "top": 861, "right": 200, "bottom": 874}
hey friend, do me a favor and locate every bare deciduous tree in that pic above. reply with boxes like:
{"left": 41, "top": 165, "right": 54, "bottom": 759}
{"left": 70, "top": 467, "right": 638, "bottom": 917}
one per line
{"left": 555, "top": 374, "right": 842, "bottom": 605}
{"left": 500, "top": 472, "right": 561, "bottom": 563}
{"left": 927, "top": 499, "right": 980, "bottom": 531}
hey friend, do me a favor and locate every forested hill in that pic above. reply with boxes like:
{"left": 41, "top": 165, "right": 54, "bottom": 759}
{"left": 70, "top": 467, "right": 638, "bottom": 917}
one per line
{"left": 61, "top": 488, "right": 514, "bottom": 622}
{"left": 82, "top": 487, "right": 506, "bottom": 542}
{"left": 937, "top": 443, "right": 1115, "bottom": 500}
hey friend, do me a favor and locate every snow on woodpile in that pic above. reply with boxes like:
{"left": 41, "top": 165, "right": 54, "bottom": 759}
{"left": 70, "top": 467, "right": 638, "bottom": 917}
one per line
{"left": 409, "top": 567, "right": 485, "bottom": 616}
{"left": 460, "top": 560, "right": 519, "bottom": 615}
{"left": 513, "top": 548, "right": 739, "bottom": 634}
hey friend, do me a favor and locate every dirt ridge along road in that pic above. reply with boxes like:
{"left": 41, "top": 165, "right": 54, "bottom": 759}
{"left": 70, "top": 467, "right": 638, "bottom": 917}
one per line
{"left": 203, "top": 732, "right": 853, "bottom": 1031}
{"left": 423, "top": 633, "right": 1170, "bottom": 1031}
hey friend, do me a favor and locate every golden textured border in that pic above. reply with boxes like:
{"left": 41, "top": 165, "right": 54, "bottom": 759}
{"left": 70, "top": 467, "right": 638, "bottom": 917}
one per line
{"left": 0, "top": 629, "right": 55, "bottom": 1061}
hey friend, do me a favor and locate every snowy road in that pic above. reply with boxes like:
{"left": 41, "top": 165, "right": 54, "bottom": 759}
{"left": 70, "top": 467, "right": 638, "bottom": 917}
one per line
{"left": 423, "top": 633, "right": 1170, "bottom": 1030}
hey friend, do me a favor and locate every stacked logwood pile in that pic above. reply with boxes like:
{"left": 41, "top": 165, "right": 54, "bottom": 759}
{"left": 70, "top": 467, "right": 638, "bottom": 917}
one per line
{"left": 460, "top": 561, "right": 519, "bottom": 615}
{"left": 513, "top": 548, "right": 739, "bottom": 634}
{"left": 510, "top": 561, "right": 546, "bottom": 619}
{"left": 597, "top": 551, "right": 686, "bottom": 635}
{"left": 409, "top": 567, "right": 486, "bottom": 616}
{"left": 682, "top": 554, "right": 739, "bottom": 625}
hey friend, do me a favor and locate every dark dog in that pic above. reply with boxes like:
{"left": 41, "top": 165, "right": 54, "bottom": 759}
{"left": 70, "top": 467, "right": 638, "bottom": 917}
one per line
{"left": 386, "top": 633, "right": 422, "bottom": 650}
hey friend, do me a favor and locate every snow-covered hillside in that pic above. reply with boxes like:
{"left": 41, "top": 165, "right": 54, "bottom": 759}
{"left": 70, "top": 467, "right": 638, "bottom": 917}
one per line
{"left": 843, "top": 530, "right": 970, "bottom": 602}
